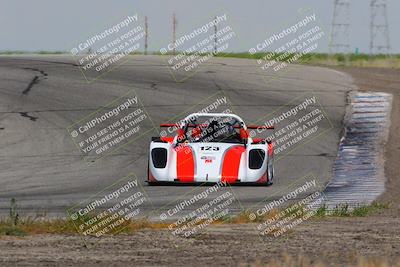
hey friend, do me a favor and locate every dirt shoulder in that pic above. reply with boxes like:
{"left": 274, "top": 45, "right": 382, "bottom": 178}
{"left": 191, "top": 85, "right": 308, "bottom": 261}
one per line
{"left": 0, "top": 215, "right": 399, "bottom": 266}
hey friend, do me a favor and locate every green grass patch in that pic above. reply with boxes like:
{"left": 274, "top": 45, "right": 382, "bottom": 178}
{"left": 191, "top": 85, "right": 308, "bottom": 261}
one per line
{"left": 0, "top": 226, "right": 27, "bottom": 236}
{"left": 155, "top": 51, "right": 400, "bottom": 68}
{"left": 216, "top": 52, "right": 400, "bottom": 68}
{"left": 314, "top": 202, "right": 389, "bottom": 218}
{"left": 0, "top": 50, "right": 66, "bottom": 55}
{"left": 233, "top": 201, "right": 390, "bottom": 224}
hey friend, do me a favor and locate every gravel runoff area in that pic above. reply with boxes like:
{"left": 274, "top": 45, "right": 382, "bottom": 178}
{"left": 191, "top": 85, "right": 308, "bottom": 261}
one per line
{"left": 0, "top": 66, "right": 399, "bottom": 266}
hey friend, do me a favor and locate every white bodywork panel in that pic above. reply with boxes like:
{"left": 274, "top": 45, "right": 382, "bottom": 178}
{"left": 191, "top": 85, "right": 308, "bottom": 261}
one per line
{"left": 149, "top": 141, "right": 269, "bottom": 183}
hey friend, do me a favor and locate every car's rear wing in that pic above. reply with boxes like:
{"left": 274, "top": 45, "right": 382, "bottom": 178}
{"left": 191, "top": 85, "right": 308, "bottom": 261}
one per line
{"left": 159, "top": 123, "right": 274, "bottom": 130}
{"left": 246, "top": 125, "right": 274, "bottom": 130}
{"left": 159, "top": 123, "right": 180, "bottom": 127}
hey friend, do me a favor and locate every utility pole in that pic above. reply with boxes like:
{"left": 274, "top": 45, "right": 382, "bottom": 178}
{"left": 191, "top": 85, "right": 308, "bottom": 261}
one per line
{"left": 144, "top": 16, "right": 148, "bottom": 55}
{"left": 172, "top": 13, "right": 177, "bottom": 55}
{"left": 370, "top": 0, "right": 390, "bottom": 55}
{"left": 329, "top": 0, "right": 351, "bottom": 54}
{"left": 213, "top": 16, "right": 218, "bottom": 55}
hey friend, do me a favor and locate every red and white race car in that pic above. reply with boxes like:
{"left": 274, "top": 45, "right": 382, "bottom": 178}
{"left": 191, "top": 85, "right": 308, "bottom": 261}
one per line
{"left": 148, "top": 113, "right": 274, "bottom": 185}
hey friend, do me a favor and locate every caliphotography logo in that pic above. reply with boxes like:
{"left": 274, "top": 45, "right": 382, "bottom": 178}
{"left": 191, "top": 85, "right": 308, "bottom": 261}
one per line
{"left": 67, "top": 173, "right": 153, "bottom": 246}
{"left": 71, "top": 13, "right": 145, "bottom": 82}
{"left": 154, "top": 181, "right": 242, "bottom": 242}
{"left": 66, "top": 89, "right": 157, "bottom": 163}
{"left": 159, "top": 11, "right": 237, "bottom": 82}
{"left": 248, "top": 7, "right": 328, "bottom": 85}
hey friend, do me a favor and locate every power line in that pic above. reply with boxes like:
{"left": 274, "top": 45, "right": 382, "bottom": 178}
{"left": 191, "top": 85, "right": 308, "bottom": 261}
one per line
{"left": 329, "top": 0, "right": 351, "bottom": 54}
{"left": 144, "top": 16, "right": 148, "bottom": 55}
{"left": 172, "top": 13, "right": 177, "bottom": 55}
{"left": 370, "top": 0, "right": 390, "bottom": 55}
{"left": 214, "top": 16, "right": 218, "bottom": 55}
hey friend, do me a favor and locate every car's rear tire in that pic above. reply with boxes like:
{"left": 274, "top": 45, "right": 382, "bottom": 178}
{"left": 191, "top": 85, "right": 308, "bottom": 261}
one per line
{"left": 267, "top": 159, "right": 274, "bottom": 186}
{"left": 147, "top": 160, "right": 154, "bottom": 185}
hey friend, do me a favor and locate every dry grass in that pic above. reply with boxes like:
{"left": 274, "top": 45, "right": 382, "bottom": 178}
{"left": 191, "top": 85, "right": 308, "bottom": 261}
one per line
{"left": 0, "top": 202, "right": 389, "bottom": 236}
{"left": 0, "top": 216, "right": 173, "bottom": 236}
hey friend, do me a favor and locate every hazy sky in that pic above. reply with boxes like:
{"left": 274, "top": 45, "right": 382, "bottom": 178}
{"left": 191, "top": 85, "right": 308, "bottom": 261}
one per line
{"left": 1, "top": 0, "right": 399, "bottom": 53}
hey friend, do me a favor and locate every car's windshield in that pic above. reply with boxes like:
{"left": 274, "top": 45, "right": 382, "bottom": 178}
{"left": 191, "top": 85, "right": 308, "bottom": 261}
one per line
{"left": 182, "top": 116, "right": 243, "bottom": 143}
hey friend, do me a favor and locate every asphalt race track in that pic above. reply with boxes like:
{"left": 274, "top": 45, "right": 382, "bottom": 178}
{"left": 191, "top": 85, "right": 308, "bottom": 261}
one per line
{"left": 0, "top": 55, "right": 355, "bottom": 218}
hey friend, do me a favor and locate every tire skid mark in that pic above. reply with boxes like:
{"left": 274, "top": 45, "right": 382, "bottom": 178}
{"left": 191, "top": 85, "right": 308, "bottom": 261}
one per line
{"left": 19, "top": 112, "right": 38, "bottom": 121}
{"left": 18, "top": 68, "right": 49, "bottom": 121}
{"left": 322, "top": 92, "right": 392, "bottom": 208}
{"left": 22, "top": 76, "right": 39, "bottom": 95}
{"left": 21, "top": 67, "right": 48, "bottom": 95}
